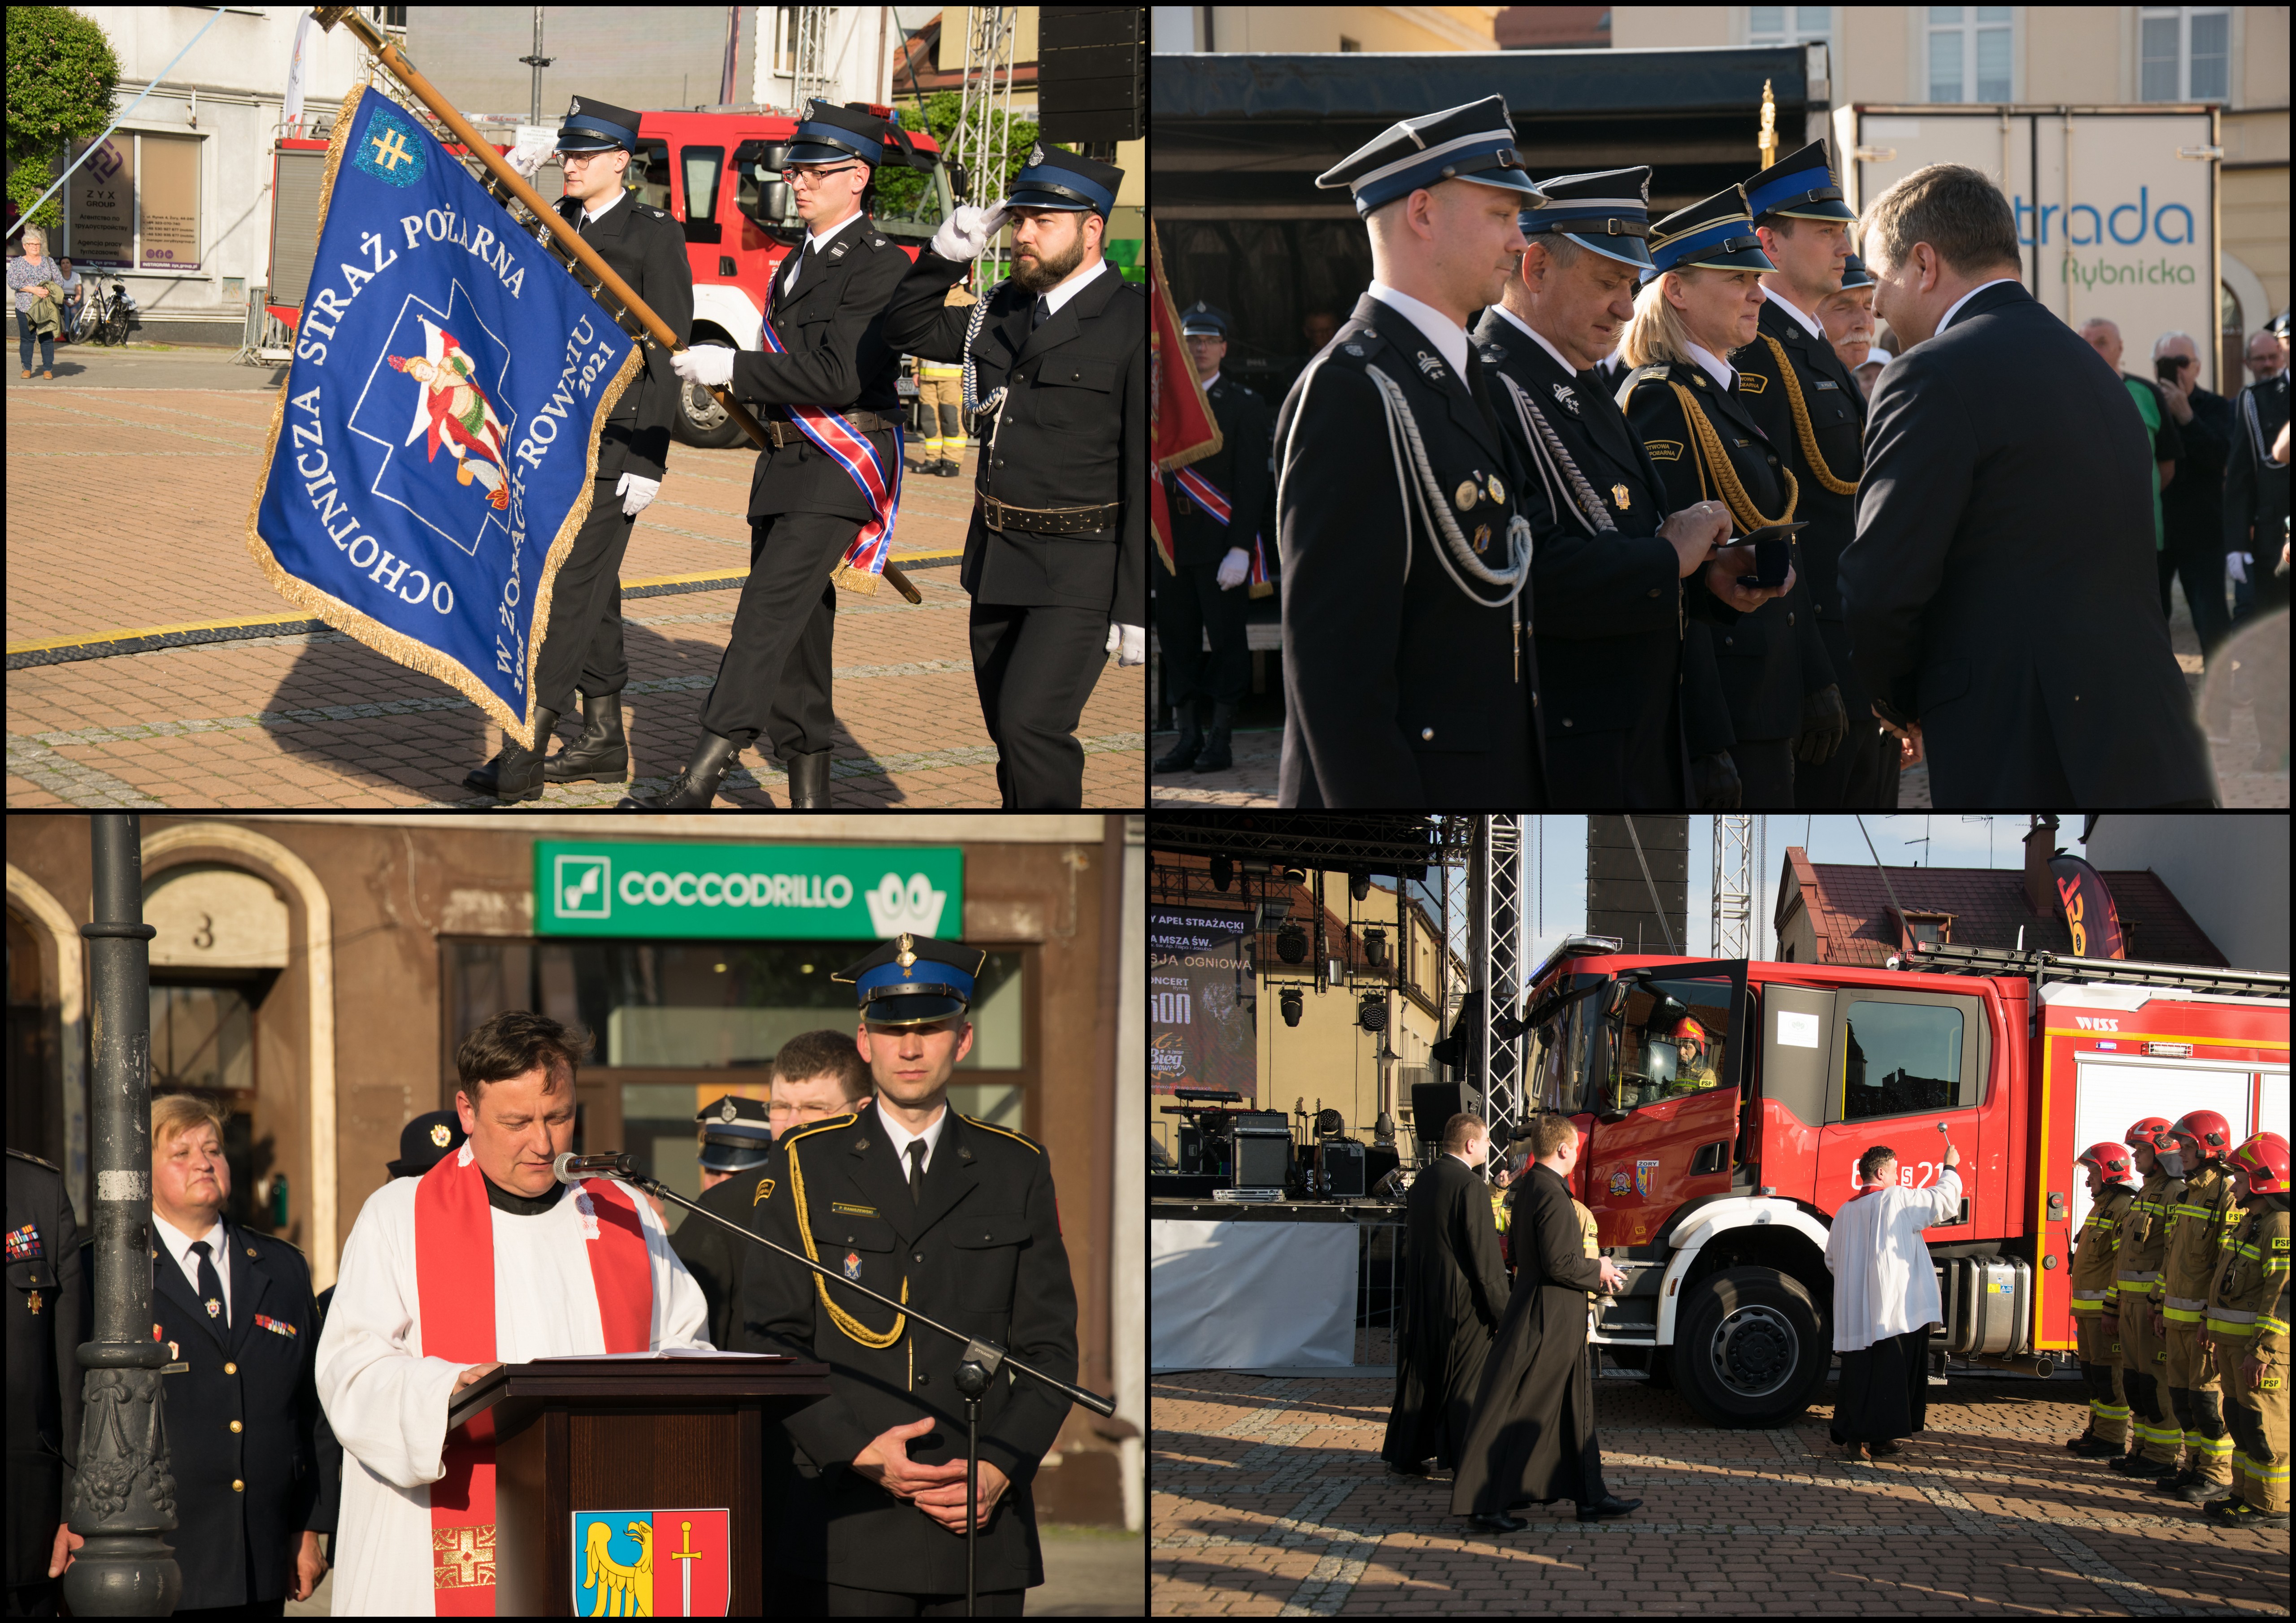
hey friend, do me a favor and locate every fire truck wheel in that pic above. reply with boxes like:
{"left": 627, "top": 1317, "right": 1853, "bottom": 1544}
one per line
{"left": 674, "top": 377, "right": 746, "bottom": 449}
{"left": 1673, "top": 1266, "right": 1829, "bottom": 1429}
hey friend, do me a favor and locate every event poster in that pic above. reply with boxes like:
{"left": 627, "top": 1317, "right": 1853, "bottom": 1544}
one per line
{"left": 68, "top": 134, "right": 134, "bottom": 269}
{"left": 1149, "top": 906, "right": 1257, "bottom": 1098}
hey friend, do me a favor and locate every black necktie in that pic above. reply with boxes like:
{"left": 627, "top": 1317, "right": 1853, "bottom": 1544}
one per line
{"left": 1463, "top": 346, "right": 1503, "bottom": 444}
{"left": 1031, "top": 295, "right": 1051, "bottom": 333}
{"left": 906, "top": 1140, "right": 926, "bottom": 1206}
{"left": 190, "top": 1238, "right": 226, "bottom": 1326}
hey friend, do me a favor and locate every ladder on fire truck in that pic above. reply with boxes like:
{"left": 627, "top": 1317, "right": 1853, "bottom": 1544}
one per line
{"left": 1901, "top": 941, "right": 2290, "bottom": 1002}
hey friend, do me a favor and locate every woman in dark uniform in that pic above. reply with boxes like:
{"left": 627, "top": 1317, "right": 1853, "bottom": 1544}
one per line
{"left": 1617, "top": 184, "right": 1835, "bottom": 807}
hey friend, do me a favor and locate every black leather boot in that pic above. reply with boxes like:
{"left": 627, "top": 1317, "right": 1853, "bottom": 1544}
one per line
{"left": 618, "top": 729, "right": 743, "bottom": 808}
{"left": 1194, "top": 703, "right": 1237, "bottom": 772}
{"left": 1153, "top": 702, "right": 1203, "bottom": 772}
{"left": 544, "top": 691, "right": 629, "bottom": 783}
{"left": 786, "top": 748, "right": 834, "bottom": 808}
{"left": 463, "top": 707, "right": 558, "bottom": 802}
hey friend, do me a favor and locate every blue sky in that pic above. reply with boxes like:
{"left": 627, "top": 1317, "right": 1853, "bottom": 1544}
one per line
{"left": 1515, "top": 814, "right": 2089, "bottom": 968}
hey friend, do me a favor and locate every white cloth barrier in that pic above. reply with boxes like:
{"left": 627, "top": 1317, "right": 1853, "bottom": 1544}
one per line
{"left": 1150, "top": 1218, "right": 1358, "bottom": 1372}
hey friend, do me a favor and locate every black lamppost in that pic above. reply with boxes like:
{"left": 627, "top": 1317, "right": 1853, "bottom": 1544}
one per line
{"left": 65, "top": 814, "right": 180, "bottom": 1615}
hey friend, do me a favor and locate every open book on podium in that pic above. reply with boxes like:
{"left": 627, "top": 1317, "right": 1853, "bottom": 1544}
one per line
{"left": 446, "top": 1353, "right": 831, "bottom": 1615}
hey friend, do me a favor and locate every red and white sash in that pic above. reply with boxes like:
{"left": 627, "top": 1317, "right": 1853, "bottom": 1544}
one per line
{"left": 1167, "top": 465, "right": 1272, "bottom": 591}
{"left": 414, "top": 1146, "right": 652, "bottom": 1614}
{"left": 761, "top": 264, "right": 904, "bottom": 594}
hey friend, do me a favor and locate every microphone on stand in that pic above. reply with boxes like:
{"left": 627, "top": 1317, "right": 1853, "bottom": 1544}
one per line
{"left": 550, "top": 1151, "right": 635, "bottom": 1183}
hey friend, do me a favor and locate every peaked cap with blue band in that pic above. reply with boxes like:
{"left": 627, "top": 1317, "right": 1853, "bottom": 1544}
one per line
{"left": 1180, "top": 301, "right": 1229, "bottom": 338}
{"left": 1520, "top": 166, "right": 1655, "bottom": 269}
{"left": 696, "top": 1094, "right": 774, "bottom": 1172}
{"left": 1836, "top": 251, "right": 1876, "bottom": 291}
{"left": 555, "top": 95, "right": 642, "bottom": 154}
{"left": 1315, "top": 96, "right": 1541, "bottom": 217}
{"left": 1744, "top": 139, "right": 1857, "bottom": 224}
{"left": 1644, "top": 184, "right": 1775, "bottom": 280}
{"left": 1007, "top": 142, "right": 1124, "bottom": 218}
{"left": 787, "top": 100, "right": 888, "bottom": 168}
{"left": 834, "top": 933, "right": 987, "bottom": 1027}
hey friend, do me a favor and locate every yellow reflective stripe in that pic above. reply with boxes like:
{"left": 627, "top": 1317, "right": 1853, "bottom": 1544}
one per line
{"left": 2260, "top": 1315, "right": 2290, "bottom": 1334}
{"left": 2164, "top": 1305, "right": 2206, "bottom": 1322}
{"left": 2189, "top": 1433, "right": 2235, "bottom": 1455}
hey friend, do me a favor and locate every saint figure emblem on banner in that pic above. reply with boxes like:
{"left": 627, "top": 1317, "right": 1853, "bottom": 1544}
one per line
{"left": 390, "top": 323, "right": 512, "bottom": 510}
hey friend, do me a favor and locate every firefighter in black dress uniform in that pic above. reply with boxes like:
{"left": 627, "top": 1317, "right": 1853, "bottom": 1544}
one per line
{"left": 1473, "top": 166, "right": 1793, "bottom": 807}
{"left": 466, "top": 94, "right": 695, "bottom": 800}
{"left": 6, "top": 1149, "right": 89, "bottom": 1618}
{"left": 732, "top": 934, "right": 1079, "bottom": 1615}
{"left": 669, "top": 1095, "right": 775, "bottom": 1349}
{"left": 1154, "top": 302, "right": 1272, "bottom": 774}
{"left": 1276, "top": 97, "right": 1551, "bottom": 807}
{"left": 1619, "top": 184, "right": 1832, "bottom": 807}
{"left": 1732, "top": 140, "right": 1870, "bottom": 805}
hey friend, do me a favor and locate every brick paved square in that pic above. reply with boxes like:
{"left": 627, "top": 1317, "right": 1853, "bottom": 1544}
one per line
{"left": 1153, "top": 1369, "right": 2291, "bottom": 1615}
{"left": 7, "top": 353, "right": 1144, "bottom": 807}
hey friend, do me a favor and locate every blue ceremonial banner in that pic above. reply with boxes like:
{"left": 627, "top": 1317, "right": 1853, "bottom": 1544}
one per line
{"left": 247, "top": 82, "right": 639, "bottom": 748}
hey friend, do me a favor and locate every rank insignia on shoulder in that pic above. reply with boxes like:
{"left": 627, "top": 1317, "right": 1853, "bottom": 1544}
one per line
{"left": 255, "top": 1314, "right": 297, "bottom": 1339}
{"left": 1344, "top": 343, "right": 1365, "bottom": 356}
{"left": 842, "top": 1250, "right": 864, "bottom": 1282}
{"left": 1552, "top": 383, "right": 1579, "bottom": 414}
{"left": 1738, "top": 373, "right": 1768, "bottom": 394}
{"left": 753, "top": 1176, "right": 776, "bottom": 1206}
{"left": 1645, "top": 440, "right": 1684, "bottom": 461}
{"left": 1479, "top": 343, "right": 1507, "bottom": 363}
{"left": 5, "top": 1222, "right": 40, "bottom": 1261}
{"left": 1415, "top": 350, "right": 1444, "bottom": 381}
{"left": 1692, "top": 376, "right": 1707, "bottom": 387}
{"left": 831, "top": 241, "right": 848, "bottom": 257}
{"left": 831, "top": 1202, "right": 879, "bottom": 1217}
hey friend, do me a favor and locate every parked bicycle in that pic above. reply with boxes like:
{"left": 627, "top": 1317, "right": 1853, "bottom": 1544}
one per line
{"left": 80, "top": 275, "right": 136, "bottom": 346}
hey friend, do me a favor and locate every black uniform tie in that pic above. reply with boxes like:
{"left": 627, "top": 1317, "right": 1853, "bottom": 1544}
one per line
{"left": 189, "top": 1238, "right": 226, "bottom": 1325}
{"left": 1031, "top": 295, "right": 1051, "bottom": 332}
{"left": 906, "top": 1140, "right": 927, "bottom": 1206}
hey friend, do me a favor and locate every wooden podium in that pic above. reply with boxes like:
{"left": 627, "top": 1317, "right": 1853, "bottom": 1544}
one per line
{"left": 447, "top": 1354, "right": 830, "bottom": 1616}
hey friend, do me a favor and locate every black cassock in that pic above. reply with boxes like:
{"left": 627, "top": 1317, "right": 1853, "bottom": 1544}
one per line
{"left": 1382, "top": 1155, "right": 1510, "bottom": 1470}
{"left": 1450, "top": 1163, "right": 1606, "bottom": 1515}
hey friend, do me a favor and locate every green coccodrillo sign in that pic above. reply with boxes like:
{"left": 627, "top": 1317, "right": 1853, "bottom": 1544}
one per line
{"left": 533, "top": 842, "right": 964, "bottom": 940}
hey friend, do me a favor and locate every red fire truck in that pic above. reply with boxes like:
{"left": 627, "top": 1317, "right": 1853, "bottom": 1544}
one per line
{"left": 265, "top": 104, "right": 954, "bottom": 448}
{"left": 1516, "top": 937, "right": 2290, "bottom": 1427}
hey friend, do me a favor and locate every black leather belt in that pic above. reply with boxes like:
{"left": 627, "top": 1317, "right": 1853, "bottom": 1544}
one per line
{"left": 764, "top": 410, "right": 899, "bottom": 447}
{"left": 978, "top": 490, "right": 1120, "bottom": 535}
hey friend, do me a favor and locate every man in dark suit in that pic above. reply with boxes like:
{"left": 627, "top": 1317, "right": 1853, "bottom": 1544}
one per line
{"left": 881, "top": 146, "right": 1146, "bottom": 808}
{"left": 466, "top": 93, "right": 694, "bottom": 799}
{"left": 7, "top": 1149, "right": 89, "bottom": 1618}
{"left": 1474, "top": 165, "right": 1777, "bottom": 808}
{"left": 136, "top": 1097, "right": 326, "bottom": 1616}
{"left": 1737, "top": 140, "right": 1874, "bottom": 807}
{"left": 733, "top": 935, "right": 1078, "bottom": 1615}
{"left": 648, "top": 102, "right": 910, "bottom": 807}
{"left": 1153, "top": 302, "right": 1272, "bottom": 775}
{"left": 1840, "top": 163, "right": 2218, "bottom": 807}
{"left": 1276, "top": 97, "right": 1550, "bottom": 807}
{"left": 2150, "top": 331, "right": 2235, "bottom": 680}
{"left": 2223, "top": 315, "right": 2289, "bottom": 769}
{"left": 1382, "top": 1114, "right": 1510, "bottom": 1476}
{"left": 669, "top": 1094, "right": 775, "bottom": 1349}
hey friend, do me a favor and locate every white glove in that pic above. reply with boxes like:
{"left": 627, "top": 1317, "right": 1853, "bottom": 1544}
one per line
{"left": 616, "top": 472, "right": 660, "bottom": 517}
{"left": 507, "top": 134, "right": 551, "bottom": 181}
{"left": 671, "top": 345, "right": 735, "bottom": 390}
{"left": 1215, "top": 547, "right": 1251, "bottom": 590}
{"left": 2227, "top": 551, "right": 2251, "bottom": 584}
{"left": 1106, "top": 623, "right": 1147, "bottom": 667}
{"left": 929, "top": 202, "right": 1008, "bottom": 264}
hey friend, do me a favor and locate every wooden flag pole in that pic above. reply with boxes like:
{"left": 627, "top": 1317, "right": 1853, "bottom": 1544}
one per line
{"left": 309, "top": 6, "right": 922, "bottom": 603}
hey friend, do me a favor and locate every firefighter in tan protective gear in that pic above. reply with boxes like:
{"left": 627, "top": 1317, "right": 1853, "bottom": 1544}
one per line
{"left": 2199, "top": 1130, "right": 2290, "bottom": 1529}
{"left": 910, "top": 278, "right": 976, "bottom": 477}
{"left": 2148, "top": 1109, "right": 2242, "bottom": 1501}
{"left": 2109, "top": 1116, "right": 2187, "bottom": 1478}
{"left": 2068, "top": 1141, "right": 2138, "bottom": 1458}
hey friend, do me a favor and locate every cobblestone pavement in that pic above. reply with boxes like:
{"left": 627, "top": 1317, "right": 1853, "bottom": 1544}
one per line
{"left": 1152, "top": 1370, "right": 2291, "bottom": 1615}
{"left": 7, "top": 350, "right": 1144, "bottom": 807}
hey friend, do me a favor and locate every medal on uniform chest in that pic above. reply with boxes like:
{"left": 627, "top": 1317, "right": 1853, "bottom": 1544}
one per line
{"left": 1474, "top": 524, "right": 1491, "bottom": 554}
{"left": 25, "top": 1290, "right": 39, "bottom": 1315}
{"left": 1613, "top": 484, "right": 1631, "bottom": 510}
{"left": 430, "top": 1122, "right": 452, "bottom": 1149}
{"left": 843, "top": 1250, "right": 864, "bottom": 1282}
{"left": 1487, "top": 474, "right": 1505, "bottom": 505}
{"left": 205, "top": 1297, "right": 222, "bottom": 1319}
{"left": 1455, "top": 479, "right": 1478, "bottom": 513}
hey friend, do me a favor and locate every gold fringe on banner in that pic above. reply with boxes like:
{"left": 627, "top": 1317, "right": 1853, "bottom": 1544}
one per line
{"left": 242, "top": 69, "right": 640, "bottom": 755}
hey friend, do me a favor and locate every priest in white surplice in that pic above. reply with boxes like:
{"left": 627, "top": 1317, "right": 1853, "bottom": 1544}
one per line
{"left": 1824, "top": 1137, "right": 1963, "bottom": 1462}
{"left": 317, "top": 1013, "right": 711, "bottom": 1615}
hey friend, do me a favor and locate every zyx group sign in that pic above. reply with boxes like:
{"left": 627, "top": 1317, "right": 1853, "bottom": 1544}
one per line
{"left": 534, "top": 842, "right": 963, "bottom": 940}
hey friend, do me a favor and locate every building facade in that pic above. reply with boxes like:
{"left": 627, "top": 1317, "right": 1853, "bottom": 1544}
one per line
{"left": 1150, "top": 6, "right": 1501, "bottom": 52}
{"left": 6, "top": 811, "right": 1144, "bottom": 1528}
{"left": 2082, "top": 812, "right": 2289, "bottom": 972}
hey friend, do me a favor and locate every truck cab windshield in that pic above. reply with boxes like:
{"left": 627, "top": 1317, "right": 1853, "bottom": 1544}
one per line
{"left": 1535, "top": 972, "right": 1735, "bottom": 1115}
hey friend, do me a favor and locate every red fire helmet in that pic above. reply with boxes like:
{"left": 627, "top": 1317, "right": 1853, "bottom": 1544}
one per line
{"left": 2077, "top": 1141, "right": 2134, "bottom": 1183}
{"left": 2228, "top": 1132, "right": 2291, "bottom": 1197}
{"left": 2125, "top": 1117, "right": 2178, "bottom": 1154}
{"left": 2169, "top": 1109, "right": 2234, "bottom": 1158}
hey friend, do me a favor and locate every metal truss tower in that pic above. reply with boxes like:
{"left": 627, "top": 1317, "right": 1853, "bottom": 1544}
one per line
{"left": 792, "top": 7, "right": 835, "bottom": 114}
{"left": 1711, "top": 815, "right": 1756, "bottom": 959}
{"left": 1473, "top": 816, "right": 1529, "bottom": 1147}
{"left": 950, "top": 5, "right": 1018, "bottom": 288}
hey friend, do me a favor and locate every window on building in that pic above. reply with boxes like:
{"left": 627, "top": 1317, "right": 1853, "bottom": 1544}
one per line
{"left": 150, "top": 984, "right": 255, "bottom": 1094}
{"left": 1838, "top": 999, "right": 1962, "bottom": 1120}
{"left": 2141, "top": 7, "right": 2230, "bottom": 102}
{"left": 1927, "top": 7, "right": 2013, "bottom": 103}
{"left": 65, "top": 130, "right": 205, "bottom": 273}
{"left": 1748, "top": 6, "right": 1833, "bottom": 48}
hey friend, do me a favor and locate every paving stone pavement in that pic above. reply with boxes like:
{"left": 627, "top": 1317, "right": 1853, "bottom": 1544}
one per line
{"left": 1152, "top": 1370, "right": 2290, "bottom": 1615}
{"left": 7, "top": 360, "right": 1145, "bottom": 807}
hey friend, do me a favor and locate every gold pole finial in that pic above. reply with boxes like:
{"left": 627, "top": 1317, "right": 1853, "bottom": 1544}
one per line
{"left": 1758, "top": 78, "right": 1779, "bottom": 169}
